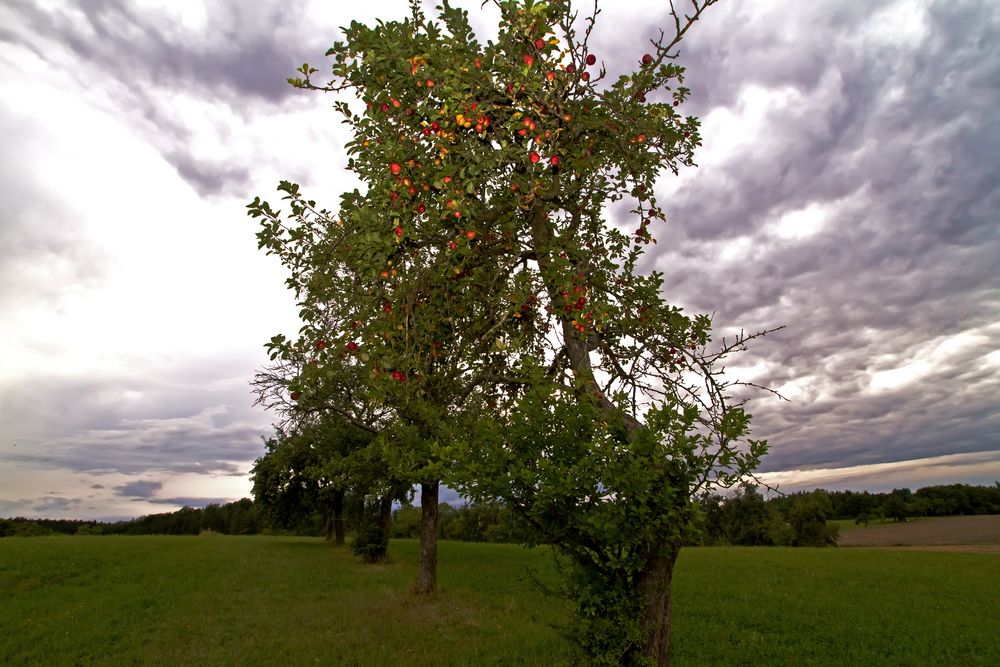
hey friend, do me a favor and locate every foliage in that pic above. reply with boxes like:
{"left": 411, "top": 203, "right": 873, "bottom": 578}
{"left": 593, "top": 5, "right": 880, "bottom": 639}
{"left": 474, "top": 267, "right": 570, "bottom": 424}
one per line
{"left": 697, "top": 484, "right": 790, "bottom": 546}
{"left": 0, "top": 519, "right": 53, "bottom": 537}
{"left": 392, "top": 501, "right": 533, "bottom": 543}
{"left": 351, "top": 497, "right": 391, "bottom": 562}
{"left": 249, "top": 0, "right": 771, "bottom": 659}
{"left": 250, "top": 418, "right": 385, "bottom": 542}
{"left": 785, "top": 491, "right": 839, "bottom": 547}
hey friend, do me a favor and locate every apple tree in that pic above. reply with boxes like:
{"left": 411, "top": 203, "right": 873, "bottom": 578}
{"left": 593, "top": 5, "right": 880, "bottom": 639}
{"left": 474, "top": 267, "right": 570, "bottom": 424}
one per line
{"left": 249, "top": 0, "right": 775, "bottom": 663}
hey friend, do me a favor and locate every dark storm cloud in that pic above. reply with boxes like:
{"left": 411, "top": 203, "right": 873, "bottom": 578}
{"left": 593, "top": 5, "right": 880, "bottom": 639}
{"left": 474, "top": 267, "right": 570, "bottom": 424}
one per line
{"left": 0, "top": 496, "right": 80, "bottom": 517}
{"left": 595, "top": 1, "right": 1000, "bottom": 473}
{"left": 3, "top": 0, "right": 311, "bottom": 103}
{"left": 32, "top": 497, "right": 79, "bottom": 512}
{"left": 0, "top": 362, "right": 271, "bottom": 476}
{"left": 1, "top": 0, "right": 337, "bottom": 196}
{"left": 147, "top": 497, "right": 233, "bottom": 508}
{"left": 169, "top": 150, "right": 253, "bottom": 198}
{"left": 114, "top": 480, "right": 162, "bottom": 498}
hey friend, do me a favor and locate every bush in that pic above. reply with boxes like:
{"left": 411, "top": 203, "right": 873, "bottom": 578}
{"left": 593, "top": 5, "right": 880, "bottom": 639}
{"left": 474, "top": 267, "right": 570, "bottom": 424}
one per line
{"left": 352, "top": 499, "right": 389, "bottom": 563}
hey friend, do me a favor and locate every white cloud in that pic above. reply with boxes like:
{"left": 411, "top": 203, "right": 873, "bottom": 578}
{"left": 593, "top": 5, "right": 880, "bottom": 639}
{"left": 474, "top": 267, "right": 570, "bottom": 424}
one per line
{"left": 759, "top": 450, "right": 1000, "bottom": 494}
{"left": 868, "top": 326, "right": 998, "bottom": 393}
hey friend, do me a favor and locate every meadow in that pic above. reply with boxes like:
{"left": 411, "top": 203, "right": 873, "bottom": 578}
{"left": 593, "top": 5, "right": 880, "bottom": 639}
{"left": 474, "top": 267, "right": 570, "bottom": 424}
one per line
{"left": 2, "top": 535, "right": 998, "bottom": 666}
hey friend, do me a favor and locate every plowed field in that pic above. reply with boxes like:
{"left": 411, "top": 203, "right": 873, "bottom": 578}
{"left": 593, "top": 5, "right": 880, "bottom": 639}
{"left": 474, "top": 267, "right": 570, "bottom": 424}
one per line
{"left": 838, "top": 514, "right": 1000, "bottom": 551}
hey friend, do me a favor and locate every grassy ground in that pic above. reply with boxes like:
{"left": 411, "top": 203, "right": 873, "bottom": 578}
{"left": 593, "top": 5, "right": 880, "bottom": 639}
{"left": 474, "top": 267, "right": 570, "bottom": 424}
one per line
{"left": 1, "top": 536, "right": 998, "bottom": 665}
{"left": 830, "top": 516, "right": 897, "bottom": 531}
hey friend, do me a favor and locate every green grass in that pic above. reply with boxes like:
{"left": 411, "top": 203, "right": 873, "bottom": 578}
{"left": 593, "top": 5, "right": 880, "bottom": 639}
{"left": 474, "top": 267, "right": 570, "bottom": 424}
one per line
{"left": 1, "top": 537, "right": 998, "bottom": 666}
{"left": 831, "top": 516, "right": 907, "bottom": 531}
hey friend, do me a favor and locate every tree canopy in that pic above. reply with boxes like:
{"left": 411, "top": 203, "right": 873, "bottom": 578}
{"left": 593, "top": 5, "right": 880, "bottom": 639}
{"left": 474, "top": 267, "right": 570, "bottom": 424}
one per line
{"left": 248, "top": 1, "right": 774, "bottom": 663}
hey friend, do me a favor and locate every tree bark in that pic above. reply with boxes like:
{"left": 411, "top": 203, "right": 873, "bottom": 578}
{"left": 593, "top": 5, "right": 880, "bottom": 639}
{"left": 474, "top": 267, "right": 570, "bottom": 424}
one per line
{"left": 639, "top": 543, "right": 682, "bottom": 666}
{"left": 379, "top": 491, "right": 393, "bottom": 547}
{"left": 332, "top": 489, "right": 346, "bottom": 546}
{"left": 415, "top": 480, "right": 439, "bottom": 594}
{"left": 323, "top": 507, "right": 334, "bottom": 542}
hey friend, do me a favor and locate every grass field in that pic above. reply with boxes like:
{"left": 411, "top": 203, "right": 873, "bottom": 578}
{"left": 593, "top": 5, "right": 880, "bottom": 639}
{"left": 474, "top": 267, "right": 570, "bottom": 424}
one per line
{"left": 2, "top": 536, "right": 999, "bottom": 666}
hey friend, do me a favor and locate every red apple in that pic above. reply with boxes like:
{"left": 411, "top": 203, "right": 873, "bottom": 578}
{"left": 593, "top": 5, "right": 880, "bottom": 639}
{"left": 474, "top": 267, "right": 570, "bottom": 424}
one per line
{"left": 550, "top": 155, "right": 560, "bottom": 166}
{"left": 465, "top": 230, "right": 476, "bottom": 240}
{"left": 389, "top": 162, "right": 402, "bottom": 175}
{"left": 523, "top": 54, "right": 533, "bottom": 67}
{"left": 449, "top": 240, "right": 457, "bottom": 250}
{"left": 394, "top": 226, "right": 403, "bottom": 237}
{"left": 346, "top": 341, "right": 358, "bottom": 352}
{"left": 566, "top": 63, "right": 576, "bottom": 73}
{"left": 290, "top": 391, "right": 301, "bottom": 401}
{"left": 581, "top": 72, "right": 590, "bottom": 81}
{"left": 529, "top": 151, "right": 540, "bottom": 164}
{"left": 586, "top": 54, "right": 596, "bottom": 66}
{"left": 316, "top": 340, "right": 325, "bottom": 350}
{"left": 535, "top": 38, "right": 545, "bottom": 49}
{"left": 642, "top": 53, "right": 653, "bottom": 65}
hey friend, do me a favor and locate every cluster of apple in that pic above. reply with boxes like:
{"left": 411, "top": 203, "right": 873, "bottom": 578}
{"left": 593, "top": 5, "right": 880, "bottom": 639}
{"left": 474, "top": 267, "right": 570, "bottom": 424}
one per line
{"left": 633, "top": 206, "right": 667, "bottom": 245}
{"left": 510, "top": 293, "right": 541, "bottom": 320}
{"left": 543, "top": 277, "right": 592, "bottom": 333}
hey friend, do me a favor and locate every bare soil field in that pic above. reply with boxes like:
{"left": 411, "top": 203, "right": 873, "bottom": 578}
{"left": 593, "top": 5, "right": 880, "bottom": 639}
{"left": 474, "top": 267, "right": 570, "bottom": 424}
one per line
{"left": 838, "top": 515, "right": 1000, "bottom": 552}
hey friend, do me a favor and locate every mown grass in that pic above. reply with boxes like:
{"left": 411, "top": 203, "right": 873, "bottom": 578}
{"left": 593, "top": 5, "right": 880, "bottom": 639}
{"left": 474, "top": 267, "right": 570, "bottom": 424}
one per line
{"left": 1, "top": 536, "right": 998, "bottom": 666}
{"left": 830, "top": 516, "right": 899, "bottom": 531}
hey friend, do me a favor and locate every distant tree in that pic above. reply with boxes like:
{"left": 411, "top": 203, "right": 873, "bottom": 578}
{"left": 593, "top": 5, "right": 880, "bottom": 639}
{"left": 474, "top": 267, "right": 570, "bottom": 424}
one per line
{"left": 882, "top": 494, "right": 909, "bottom": 523}
{"left": 787, "top": 491, "right": 838, "bottom": 546}
{"left": 391, "top": 504, "right": 422, "bottom": 539}
{"left": 251, "top": 413, "right": 388, "bottom": 545}
{"left": 714, "top": 484, "right": 785, "bottom": 546}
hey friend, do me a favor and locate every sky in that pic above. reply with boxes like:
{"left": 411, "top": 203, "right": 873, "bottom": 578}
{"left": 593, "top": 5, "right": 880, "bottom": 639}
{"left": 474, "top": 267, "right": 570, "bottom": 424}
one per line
{"left": 1, "top": 0, "right": 997, "bottom": 521}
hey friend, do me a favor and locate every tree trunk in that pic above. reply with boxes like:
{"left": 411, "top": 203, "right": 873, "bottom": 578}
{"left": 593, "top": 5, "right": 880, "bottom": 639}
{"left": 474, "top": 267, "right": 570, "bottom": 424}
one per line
{"left": 332, "top": 489, "right": 346, "bottom": 546}
{"left": 415, "top": 480, "right": 439, "bottom": 594}
{"left": 323, "top": 507, "right": 334, "bottom": 542}
{"left": 639, "top": 543, "right": 682, "bottom": 666}
{"left": 379, "top": 491, "right": 393, "bottom": 546}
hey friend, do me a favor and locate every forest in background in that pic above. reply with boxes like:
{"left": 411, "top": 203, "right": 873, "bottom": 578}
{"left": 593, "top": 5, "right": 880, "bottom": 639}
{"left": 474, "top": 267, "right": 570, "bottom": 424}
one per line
{"left": 3, "top": 482, "right": 998, "bottom": 547}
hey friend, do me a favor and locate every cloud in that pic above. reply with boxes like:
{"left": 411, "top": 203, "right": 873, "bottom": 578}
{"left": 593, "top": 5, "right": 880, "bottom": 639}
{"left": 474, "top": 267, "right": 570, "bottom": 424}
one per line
{"left": 1, "top": 0, "right": 998, "bottom": 521}
{"left": 759, "top": 450, "right": 1000, "bottom": 494}
{"left": 32, "top": 497, "right": 79, "bottom": 513}
{"left": 114, "top": 480, "right": 164, "bottom": 498}
{"left": 591, "top": 0, "right": 1000, "bottom": 472}
{"left": 147, "top": 497, "right": 234, "bottom": 509}
{"left": 0, "top": 365, "right": 272, "bottom": 477}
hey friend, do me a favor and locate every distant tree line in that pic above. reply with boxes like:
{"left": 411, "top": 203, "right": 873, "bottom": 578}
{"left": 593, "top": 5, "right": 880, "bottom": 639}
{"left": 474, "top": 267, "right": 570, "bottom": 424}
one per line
{"left": 0, "top": 498, "right": 263, "bottom": 538}
{"left": 691, "top": 482, "right": 1000, "bottom": 547}
{"left": 3, "top": 482, "right": 998, "bottom": 545}
{"left": 694, "top": 486, "right": 840, "bottom": 547}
